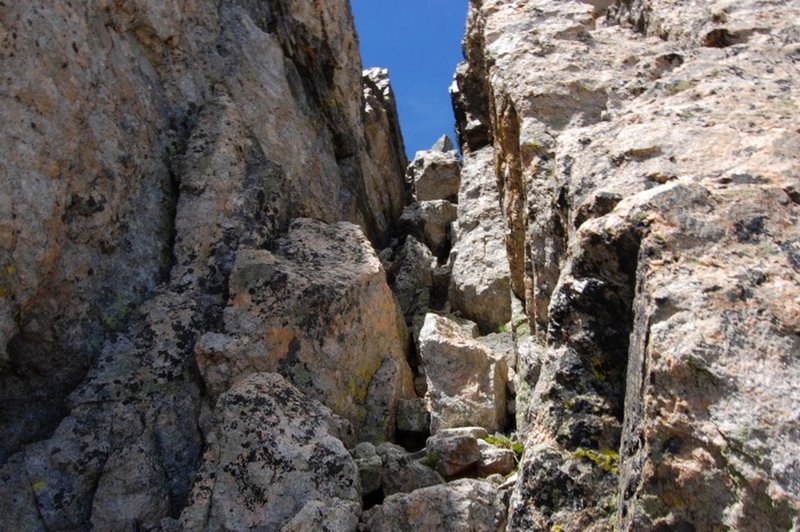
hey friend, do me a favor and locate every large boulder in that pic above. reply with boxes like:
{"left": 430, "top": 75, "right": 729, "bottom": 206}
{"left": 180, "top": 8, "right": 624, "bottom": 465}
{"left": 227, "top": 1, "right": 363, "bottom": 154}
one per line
{"left": 195, "top": 218, "right": 415, "bottom": 442}
{"left": 361, "top": 479, "right": 507, "bottom": 532}
{"left": 419, "top": 314, "right": 508, "bottom": 434}
{"left": 179, "top": 373, "right": 360, "bottom": 531}
{"left": 477, "top": 440, "right": 516, "bottom": 478}
{"left": 448, "top": 147, "right": 512, "bottom": 333}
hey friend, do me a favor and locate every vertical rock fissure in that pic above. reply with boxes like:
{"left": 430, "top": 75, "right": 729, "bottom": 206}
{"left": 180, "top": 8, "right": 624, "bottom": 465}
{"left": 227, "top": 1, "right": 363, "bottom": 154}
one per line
{"left": 494, "top": 98, "right": 528, "bottom": 308}
{"left": 508, "top": 216, "right": 644, "bottom": 528}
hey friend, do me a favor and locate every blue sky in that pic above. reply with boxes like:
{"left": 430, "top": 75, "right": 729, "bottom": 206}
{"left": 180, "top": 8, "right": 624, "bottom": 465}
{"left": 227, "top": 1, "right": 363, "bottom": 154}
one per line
{"left": 351, "top": 1, "right": 468, "bottom": 159}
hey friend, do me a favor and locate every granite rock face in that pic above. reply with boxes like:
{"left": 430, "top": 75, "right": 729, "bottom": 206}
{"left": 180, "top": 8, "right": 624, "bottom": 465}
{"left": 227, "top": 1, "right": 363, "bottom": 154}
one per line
{"left": 2, "top": 0, "right": 800, "bottom": 530}
{"left": 0, "top": 1, "right": 409, "bottom": 528}
{"left": 453, "top": 0, "right": 800, "bottom": 530}
{"left": 0, "top": 0, "right": 408, "bottom": 463}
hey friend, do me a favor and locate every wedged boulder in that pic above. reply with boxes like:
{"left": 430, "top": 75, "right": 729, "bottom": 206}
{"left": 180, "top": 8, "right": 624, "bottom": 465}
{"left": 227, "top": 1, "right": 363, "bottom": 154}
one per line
{"left": 399, "top": 200, "right": 458, "bottom": 261}
{"left": 179, "top": 373, "right": 360, "bottom": 531}
{"left": 426, "top": 427, "right": 487, "bottom": 478}
{"left": 360, "top": 479, "right": 507, "bottom": 532}
{"left": 387, "top": 236, "right": 435, "bottom": 321}
{"left": 396, "top": 398, "right": 430, "bottom": 434}
{"left": 407, "top": 148, "right": 461, "bottom": 203}
{"left": 419, "top": 313, "right": 507, "bottom": 433}
{"left": 195, "top": 218, "right": 415, "bottom": 442}
{"left": 376, "top": 443, "right": 444, "bottom": 496}
{"left": 448, "top": 147, "right": 511, "bottom": 333}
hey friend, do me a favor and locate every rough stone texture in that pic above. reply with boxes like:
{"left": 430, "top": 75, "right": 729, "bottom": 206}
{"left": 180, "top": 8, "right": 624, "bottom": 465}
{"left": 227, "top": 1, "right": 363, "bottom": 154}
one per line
{"left": 361, "top": 479, "right": 507, "bottom": 532}
{"left": 0, "top": 1, "right": 409, "bottom": 528}
{"left": 0, "top": 454, "right": 46, "bottom": 531}
{"left": 196, "top": 218, "right": 415, "bottom": 442}
{"left": 432, "top": 134, "right": 456, "bottom": 153}
{"left": 448, "top": 146, "right": 512, "bottom": 333}
{"left": 396, "top": 398, "right": 431, "bottom": 434}
{"left": 513, "top": 337, "right": 545, "bottom": 435}
{"left": 426, "top": 428, "right": 487, "bottom": 478}
{"left": 419, "top": 313, "right": 508, "bottom": 434}
{"left": 477, "top": 331, "right": 517, "bottom": 373}
{"left": 3, "top": 0, "right": 800, "bottom": 529}
{"left": 361, "top": 67, "right": 409, "bottom": 236}
{"left": 0, "top": 0, "right": 408, "bottom": 462}
{"left": 376, "top": 442, "right": 444, "bottom": 496}
{"left": 90, "top": 433, "right": 172, "bottom": 530}
{"left": 281, "top": 498, "right": 361, "bottom": 532}
{"left": 477, "top": 440, "right": 517, "bottom": 478}
{"left": 399, "top": 200, "right": 459, "bottom": 262}
{"left": 456, "top": 0, "right": 800, "bottom": 530}
{"left": 179, "top": 373, "right": 360, "bottom": 531}
{"left": 351, "top": 442, "right": 383, "bottom": 495}
{"left": 407, "top": 148, "right": 462, "bottom": 203}
{"left": 384, "top": 236, "right": 435, "bottom": 323}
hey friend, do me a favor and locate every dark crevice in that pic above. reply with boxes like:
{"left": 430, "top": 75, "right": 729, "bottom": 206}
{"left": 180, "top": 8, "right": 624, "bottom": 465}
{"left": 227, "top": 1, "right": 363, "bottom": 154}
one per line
{"left": 363, "top": 488, "right": 386, "bottom": 511}
{"left": 703, "top": 28, "right": 750, "bottom": 48}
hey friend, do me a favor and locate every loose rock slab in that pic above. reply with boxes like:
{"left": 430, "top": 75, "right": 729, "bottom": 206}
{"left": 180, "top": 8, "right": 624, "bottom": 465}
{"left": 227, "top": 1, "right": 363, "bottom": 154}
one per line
{"left": 179, "top": 373, "right": 360, "bottom": 531}
{"left": 196, "top": 218, "right": 415, "bottom": 442}
{"left": 419, "top": 313, "right": 507, "bottom": 433}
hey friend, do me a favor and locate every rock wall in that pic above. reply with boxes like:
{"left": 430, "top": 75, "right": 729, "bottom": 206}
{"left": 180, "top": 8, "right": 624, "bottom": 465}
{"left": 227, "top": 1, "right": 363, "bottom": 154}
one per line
{"left": 0, "top": 1, "right": 410, "bottom": 528}
{"left": 451, "top": 0, "right": 800, "bottom": 529}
